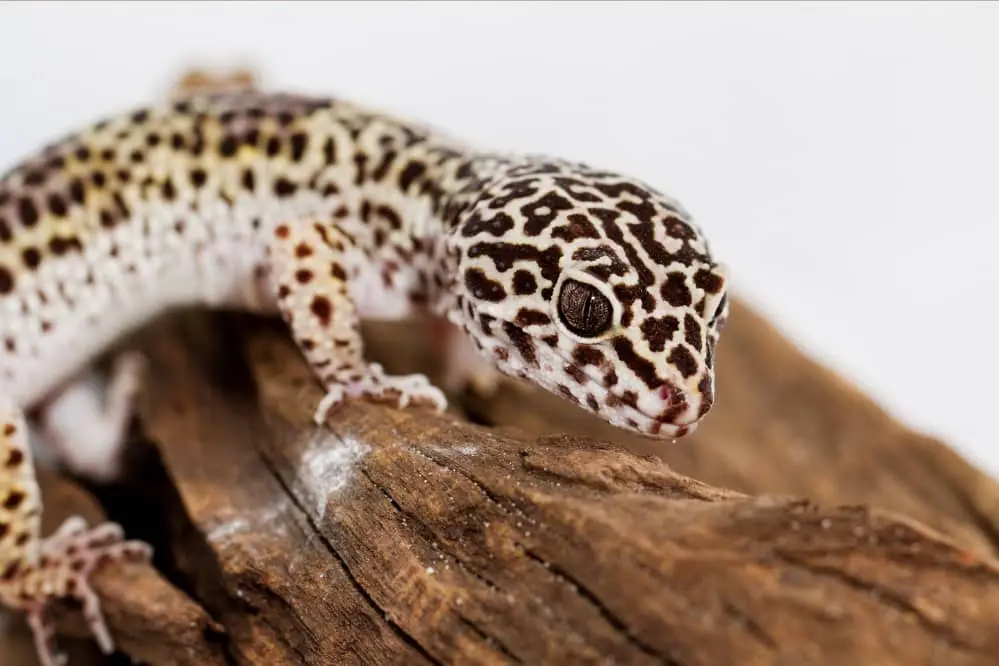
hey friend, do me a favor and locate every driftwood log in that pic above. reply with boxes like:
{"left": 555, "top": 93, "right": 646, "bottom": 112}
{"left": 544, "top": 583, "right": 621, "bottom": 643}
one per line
{"left": 2, "top": 297, "right": 998, "bottom": 666}
{"left": 5, "top": 68, "right": 999, "bottom": 666}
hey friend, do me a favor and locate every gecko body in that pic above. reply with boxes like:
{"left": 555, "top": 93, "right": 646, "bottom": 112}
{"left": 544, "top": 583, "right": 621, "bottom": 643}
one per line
{"left": 0, "top": 91, "right": 729, "bottom": 664}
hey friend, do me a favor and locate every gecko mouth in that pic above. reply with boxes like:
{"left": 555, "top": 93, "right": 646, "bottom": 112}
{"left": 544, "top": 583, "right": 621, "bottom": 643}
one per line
{"left": 600, "top": 383, "right": 701, "bottom": 439}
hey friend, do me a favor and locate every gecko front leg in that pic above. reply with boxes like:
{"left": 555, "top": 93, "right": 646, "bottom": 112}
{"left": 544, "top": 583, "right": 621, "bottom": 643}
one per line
{"left": 268, "top": 220, "right": 448, "bottom": 425}
{"left": 0, "top": 399, "right": 151, "bottom": 666}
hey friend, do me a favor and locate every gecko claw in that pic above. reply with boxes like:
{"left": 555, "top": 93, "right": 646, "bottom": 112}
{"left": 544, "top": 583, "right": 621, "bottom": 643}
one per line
{"left": 314, "top": 363, "right": 448, "bottom": 425}
{"left": 2, "top": 517, "right": 153, "bottom": 666}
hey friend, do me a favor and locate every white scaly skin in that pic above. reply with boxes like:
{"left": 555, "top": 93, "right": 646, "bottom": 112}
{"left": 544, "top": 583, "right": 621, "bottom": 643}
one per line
{"left": 0, "top": 91, "right": 728, "bottom": 665}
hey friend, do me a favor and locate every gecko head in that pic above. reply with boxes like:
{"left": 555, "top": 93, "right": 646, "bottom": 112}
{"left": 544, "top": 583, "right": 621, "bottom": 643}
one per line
{"left": 445, "top": 160, "right": 730, "bottom": 439}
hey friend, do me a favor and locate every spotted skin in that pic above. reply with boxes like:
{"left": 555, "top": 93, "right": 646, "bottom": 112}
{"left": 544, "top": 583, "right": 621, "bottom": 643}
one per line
{"left": 0, "top": 90, "right": 727, "bottom": 664}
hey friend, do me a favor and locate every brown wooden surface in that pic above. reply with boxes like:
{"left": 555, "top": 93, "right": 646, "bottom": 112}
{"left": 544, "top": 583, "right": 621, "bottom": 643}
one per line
{"left": 4, "top": 296, "right": 999, "bottom": 666}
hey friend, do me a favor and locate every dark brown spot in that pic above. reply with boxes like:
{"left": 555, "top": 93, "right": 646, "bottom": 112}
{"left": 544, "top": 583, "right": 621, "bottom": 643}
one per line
{"left": 23, "top": 170, "right": 45, "bottom": 186}
{"left": 295, "top": 243, "right": 313, "bottom": 258}
{"left": 75, "top": 145, "right": 92, "bottom": 161}
{"left": 69, "top": 178, "right": 86, "bottom": 204}
{"left": 21, "top": 248, "right": 41, "bottom": 269}
{"left": 462, "top": 211, "right": 515, "bottom": 238}
{"left": 131, "top": 109, "right": 150, "bottom": 123}
{"left": 266, "top": 136, "right": 281, "bottom": 156}
{"left": 521, "top": 191, "right": 574, "bottom": 236}
{"left": 310, "top": 296, "right": 333, "bottom": 326}
{"left": 375, "top": 205, "right": 402, "bottom": 230}
{"left": 552, "top": 213, "right": 601, "bottom": 242}
{"left": 3, "top": 423, "right": 15, "bottom": 437}
{"left": 641, "top": 315, "right": 679, "bottom": 353}
{"left": 47, "top": 194, "right": 67, "bottom": 217}
{"left": 323, "top": 137, "right": 337, "bottom": 164}
{"left": 503, "top": 321, "right": 538, "bottom": 367}
{"left": 668, "top": 345, "right": 698, "bottom": 378}
{"left": 0, "top": 218, "right": 11, "bottom": 242}
{"left": 275, "top": 224, "right": 290, "bottom": 239}
{"left": 0, "top": 560, "right": 21, "bottom": 581}
{"left": 0, "top": 267, "right": 17, "bottom": 294}
{"left": 289, "top": 132, "right": 308, "bottom": 162}
{"left": 512, "top": 270, "right": 537, "bottom": 295}
{"left": 684, "top": 314, "right": 703, "bottom": 351}
{"left": 242, "top": 169, "right": 255, "bottom": 192}
{"left": 557, "top": 384, "right": 580, "bottom": 405}
{"left": 661, "top": 272, "right": 692, "bottom": 307}
{"left": 398, "top": 161, "right": 425, "bottom": 190}
{"left": 353, "top": 152, "right": 368, "bottom": 186}
{"left": 3, "top": 491, "right": 24, "bottom": 510}
{"left": 146, "top": 132, "right": 161, "bottom": 148}
{"left": 295, "top": 269, "right": 313, "bottom": 284}
{"left": 49, "top": 235, "right": 81, "bottom": 256}
{"left": 611, "top": 336, "right": 664, "bottom": 389}
{"left": 190, "top": 169, "right": 207, "bottom": 188}
{"left": 277, "top": 285, "right": 290, "bottom": 299}
{"left": 573, "top": 346, "right": 605, "bottom": 367}
{"left": 515, "top": 308, "right": 551, "bottom": 327}
{"left": 17, "top": 198, "right": 38, "bottom": 227}
{"left": 274, "top": 178, "right": 297, "bottom": 197}
{"left": 467, "top": 242, "right": 562, "bottom": 283}
{"left": 130, "top": 149, "right": 144, "bottom": 164}
{"left": 565, "top": 363, "right": 587, "bottom": 383}
{"left": 463, "top": 268, "right": 506, "bottom": 302}
{"left": 330, "top": 263, "right": 347, "bottom": 281}
{"left": 694, "top": 266, "right": 725, "bottom": 294}
{"left": 219, "top": 135, "right": 239, "bottom": 157}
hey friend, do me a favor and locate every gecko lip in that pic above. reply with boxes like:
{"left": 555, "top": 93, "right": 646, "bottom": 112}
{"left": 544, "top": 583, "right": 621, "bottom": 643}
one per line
{"left": 604, "top": 386, "right": 700, "bottom": 438}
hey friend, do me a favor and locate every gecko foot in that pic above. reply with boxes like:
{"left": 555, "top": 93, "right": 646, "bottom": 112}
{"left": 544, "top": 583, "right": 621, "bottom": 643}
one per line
{"left": 3, "top": 517, "right": 153, "bottom": 666}
{"left": 314, "top": 363, "right": 448, "bottom": 425}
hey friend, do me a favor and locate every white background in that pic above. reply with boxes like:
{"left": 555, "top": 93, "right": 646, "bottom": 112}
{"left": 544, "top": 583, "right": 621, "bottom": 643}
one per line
{"left": 1, "top": 2, "right": 996, "bottom": 475}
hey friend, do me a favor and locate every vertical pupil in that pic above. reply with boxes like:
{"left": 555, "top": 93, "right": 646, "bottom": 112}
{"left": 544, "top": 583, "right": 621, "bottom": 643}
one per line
{"left": 581, "top": 292, "right": 592, "bottom": 326}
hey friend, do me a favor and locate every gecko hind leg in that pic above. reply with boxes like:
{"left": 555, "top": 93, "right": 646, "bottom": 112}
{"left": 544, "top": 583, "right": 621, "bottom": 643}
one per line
{"left": 268, "top": 220, "right": 448, "bottom": 425}
{"left": 0, "top": 400, "right": 152, "bottom": 666}
{"left": 36, "top": 351, "right": 147, "bottom": 484}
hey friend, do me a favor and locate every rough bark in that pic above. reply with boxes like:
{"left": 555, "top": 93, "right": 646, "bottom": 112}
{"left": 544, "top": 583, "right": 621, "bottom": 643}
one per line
{"left": 4, "top": 301, "right": 999, "bottom": 666}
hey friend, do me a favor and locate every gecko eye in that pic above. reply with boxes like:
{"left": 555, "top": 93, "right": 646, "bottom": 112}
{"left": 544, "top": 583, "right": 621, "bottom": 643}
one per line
{"left": 557, "top": 279, "right": 612, "bottom": 338}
